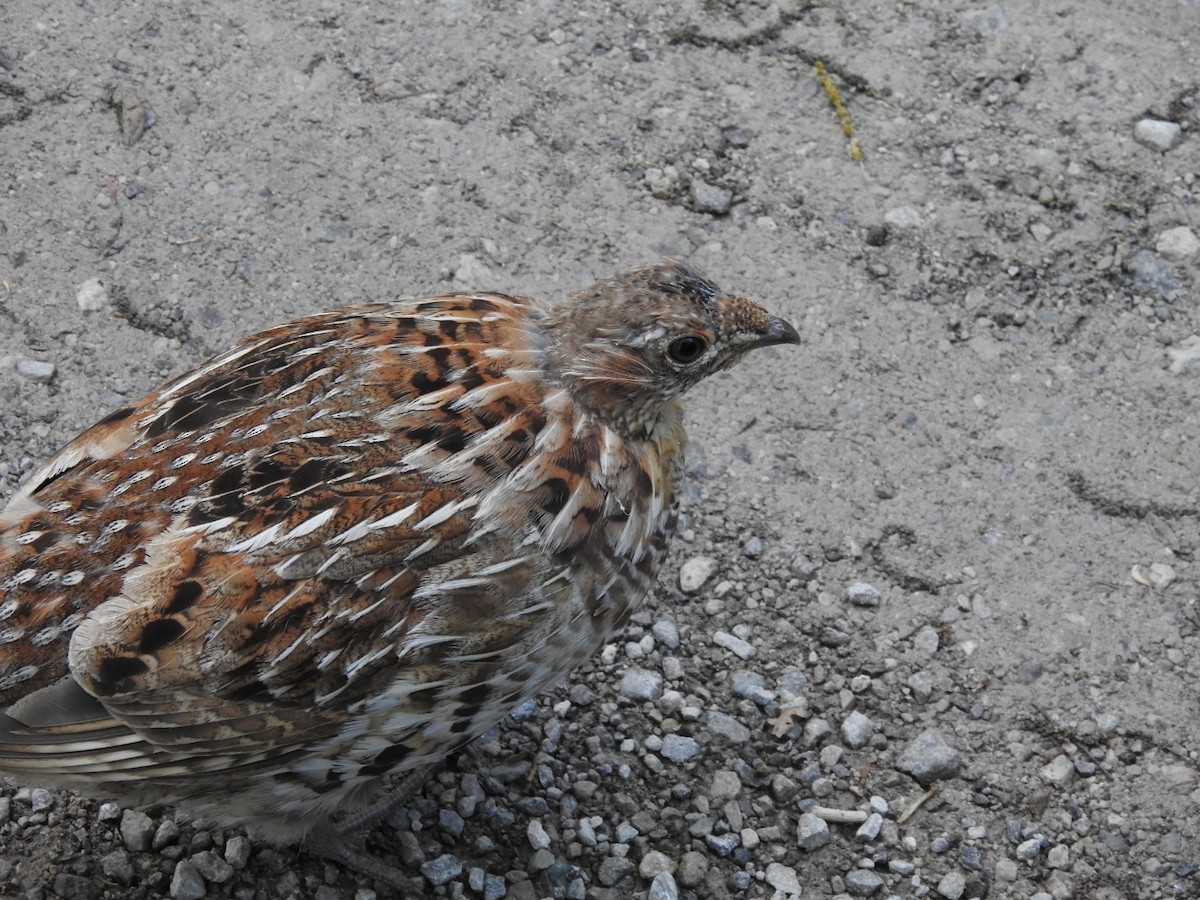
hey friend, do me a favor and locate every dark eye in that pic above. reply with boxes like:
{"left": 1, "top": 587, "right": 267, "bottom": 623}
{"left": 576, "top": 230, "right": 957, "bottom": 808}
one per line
{"left": 667, "top": 335, "right": 708, "bottom": 364}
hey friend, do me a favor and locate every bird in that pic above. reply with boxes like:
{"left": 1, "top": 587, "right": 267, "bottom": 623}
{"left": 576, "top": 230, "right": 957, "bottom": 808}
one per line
{"left": 0, "top": 260, "right": 798, "bottom": 890}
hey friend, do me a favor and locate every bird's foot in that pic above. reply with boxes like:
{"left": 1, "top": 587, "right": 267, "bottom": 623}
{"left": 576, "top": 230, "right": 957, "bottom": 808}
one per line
{"left": 305, "top": 769, "right": 431, "bottom": 896}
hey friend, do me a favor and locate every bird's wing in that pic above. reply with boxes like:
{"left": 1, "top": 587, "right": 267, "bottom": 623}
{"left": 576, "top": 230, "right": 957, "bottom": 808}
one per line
{"left": 0, "top": 293, "right": 572, "bottom": 782}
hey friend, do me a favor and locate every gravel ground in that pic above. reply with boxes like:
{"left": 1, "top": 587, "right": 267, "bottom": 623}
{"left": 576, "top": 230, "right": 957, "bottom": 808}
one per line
{"left": 1, "top": 1, "right": 1199, "bottom": 899}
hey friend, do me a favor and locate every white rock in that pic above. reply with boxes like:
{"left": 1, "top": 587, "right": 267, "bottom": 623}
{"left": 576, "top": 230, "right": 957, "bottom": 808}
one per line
{"left": 16, "top": 359, "right": 55, "bottom": 384}
{"left": 856, "top": 812, "right": 884, "bottom": 841}
{"left": 796, "top": 812, "right": 830, "bottom": 851}
{"left": 840, "top": 710, "right": 875, "bottom": 748}
{"left": 1133, "top": 118, "right": 1182, "bottom": 152}
{"left": 526, "top": 819, "right": 551, "bottom": 850}
{"left": 1156, "top": 226, "right": 1200, "bottom": 262}
{"left": 1040, "top": 754, "right": 1076, "bottom": 788}
{"left": 937, "top": 870, "right": 966, "bottom": 899}
{"left": 846, "top": 581, "right": 880, "bottom": 607}
{"left": 679, "top": 556, "right": 718, "bottom": 593}
{"left": 76, "top": 277, "right": 109, "bottom": 311}
{"left": 765, "top": 862, "right": 801, "bottom": 896}
{"left": 713, "top": 630, "right": 756, "bottom": 660}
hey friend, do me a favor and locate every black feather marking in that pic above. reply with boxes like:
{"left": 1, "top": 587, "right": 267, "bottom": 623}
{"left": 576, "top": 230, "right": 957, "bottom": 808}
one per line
{"left": 137, "top": 618, "right": 186, "bottom": 654}
{"left": 166, "top": 580, "right": 203, "bottom": 614}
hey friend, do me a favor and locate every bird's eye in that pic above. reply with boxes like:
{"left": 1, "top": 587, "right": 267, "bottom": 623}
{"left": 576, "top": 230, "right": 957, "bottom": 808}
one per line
{"left": 667, "top": 335, "right": 708, "bottom": 364}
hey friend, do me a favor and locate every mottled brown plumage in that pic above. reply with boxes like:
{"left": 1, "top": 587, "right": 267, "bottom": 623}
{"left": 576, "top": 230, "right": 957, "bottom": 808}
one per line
{"left": 0, "top": 261, "right": 797, "bottom": 887}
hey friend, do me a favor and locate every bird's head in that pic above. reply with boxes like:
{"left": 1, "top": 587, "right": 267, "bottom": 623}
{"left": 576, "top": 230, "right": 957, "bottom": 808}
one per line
{"left": 541, "top": 261, "right": 800, "bottom": 437}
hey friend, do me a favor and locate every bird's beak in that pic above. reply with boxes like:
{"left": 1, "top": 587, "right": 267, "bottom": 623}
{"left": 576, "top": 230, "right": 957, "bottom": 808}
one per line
{"left": 750, "top": 314, "right": 801, "bottom": 349}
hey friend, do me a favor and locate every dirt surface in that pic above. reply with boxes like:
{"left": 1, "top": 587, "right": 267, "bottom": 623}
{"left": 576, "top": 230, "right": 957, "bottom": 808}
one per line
{"left": 1, "top": 1, "right": 1198, "bottom": 899}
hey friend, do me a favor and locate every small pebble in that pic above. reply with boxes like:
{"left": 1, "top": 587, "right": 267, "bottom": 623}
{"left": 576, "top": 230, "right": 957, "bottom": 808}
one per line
{"left": 846, "top": 581, "right": 881, "bottom": 607}
{"left": 898, "top": 729, "right": 962, "bottom": 785}
{"left": 30, "top": 788, "right": 55, "bottom": 812}
{"left": 713, "top": 630, "right": 756, "bottom": 660}
{"left": 618, "top": 668, "right": 663, "bottom": 701}
{"left": 791, "top": 553, "right": 816, "bottom": 576}
{"left": 440, "top": 808, "right": 465, "bottom": 838}
{"left": 1017, "top": 837, "right": 1044, "bottom": 861}
{"left": 153, "top": 819, "right": 180, "bottom": 850}
{"left": 676, "top": 850, "right": 708, "bottom": 887}
{"left": 840, "top": 710, "right": 874, "bottom": 748}
{"left": 856, "top": 812, "right": 884, "bottom": 841}
{"left": 704, "top": 832, "right": 739, "bottom": 856}
{"left": 76, "top": 277, "right": 109, "bottom": 311}
{"left": 1157, "top": 226, "right": 1200, "bottom": 262}
{"left": 765, "top": 863, "right": 801, "bottom": 896}
{"left": 639, "top": 850, "right": 672, "bottom": 878}
{"left": 913, "top": 625, "right": 940, "bottom": 655}
{"left": 597, "top": 856, "right": 634, "bottom": 886}
{"left": 100, "top": 850, "right": 134, "bottom": 885}
{"left": 804, "top": 717, "right": 833, "bottom": 745}
{"left": 190, "top": 849, "right": 234, "bottom": 883}
{"left": 1134, "top": 118, "right": 1182, "bottom": 151}
{"left": 679, "top": 556, "right": 718, "bottom": 593}
{"left": 169, "top": 861, "right": 206, "bottom": 900}
{"left": 845, "top": 869, "right": 884, "bottom": 896}
{"left": 936, "top": 870, "right": 966, "bottom": 899}
{"left": 421, "top": 854, "right": 463, "bottom": 886}
{"left": 1040, "top": 754, "right": 1075, "bottom": 788}
{"left": 705, "top": 710, "right": 750, "bottom": 742}
{"left": 908, "top": 671, "right": 935, "bottom": 702}
{"left": 730, "top": 670, "right": 775, "bottom": 705}
{"left": 652, "top": 620, "right": 680, "bottom": 650}
{"left": 659, "top": 734, "right": 701, "bottom": 763}
{"left": 648, "top": 872, "right": 679, "bottom": 900}
{"left": 709, "top": 769, "right": 741, "bottom": 801}
{"left": 995, "top": 858, "right": 1019, "bottom": 881}
{"left": 53, "top": 874, "right": 100, "bottom": 900}
{"left": 97, "top": 802, "right": 122, "bottom": 822}
{"left": 1045, "top": 870, "right": 1073, "bottom": 898}
{"left": 16, "top": 359, "right": 55, "bottom": 384}
{"left": 120, "top": 809, "right": 155, "bottom": 852}
{"left": 224, "top": 835, "right": 252, "bottom": 869}
{"left": 797, "top": 812, "right": 831, "bottom": 850}
{"left": 690, "top": 178, "right": 733, "bottom": 215}
{"left": 527, "top": 819, "right": 551, "bottom": 850}
{"left": 771, "top": 774, "right": 799, "bottom": 802}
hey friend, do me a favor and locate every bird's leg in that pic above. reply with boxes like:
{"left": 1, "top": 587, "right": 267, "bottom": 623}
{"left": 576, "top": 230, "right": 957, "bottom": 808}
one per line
{"left": 337, "top": 767, "right": 432, "bottom": 835}
{"left": 305, "top": 768, "right": 433, "bottom": 896}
